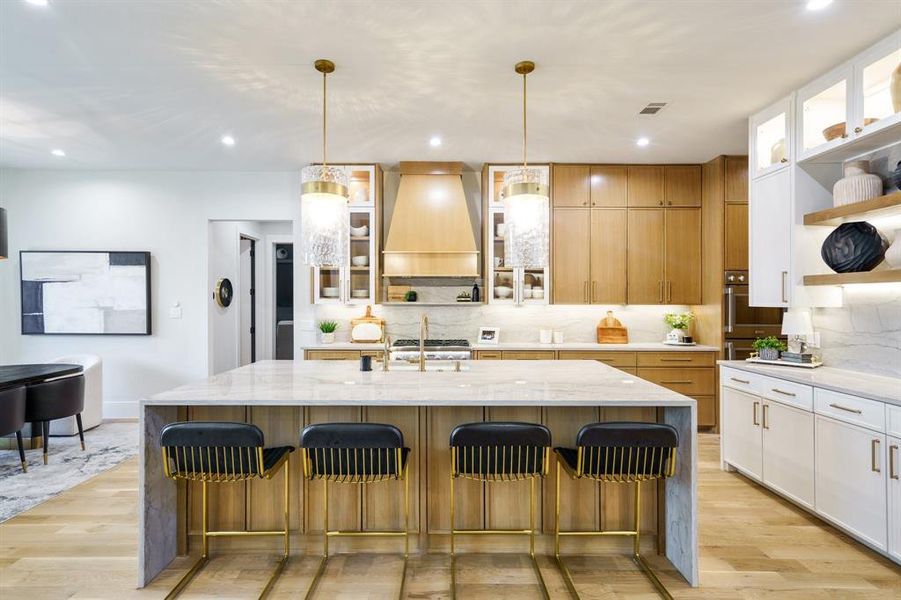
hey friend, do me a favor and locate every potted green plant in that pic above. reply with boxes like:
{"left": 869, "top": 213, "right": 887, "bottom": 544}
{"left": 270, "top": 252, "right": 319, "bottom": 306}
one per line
{"left": 752, "top": 336, "right": 786, "bottom": 361}
{"left": 318, "top": 320, "right": 338, "bottom": 344}
{"left": 663, "top": 312, "right": 694, "bottom": 343}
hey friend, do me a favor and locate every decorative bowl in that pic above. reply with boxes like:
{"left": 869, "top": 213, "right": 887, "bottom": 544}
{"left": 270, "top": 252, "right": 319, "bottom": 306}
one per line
{"left": 351, "top": 255, "right": 369, "bottom": 267}
{"left": 532, "top": 288, "right": 545, "bottom": 299}
{"left": 350, "top": 225, "right": 369, "bottom": 237}
{"left": 495, "top": 286, "right": 513, "bottom": 299}
{"left": 822, "top": 118, "right": 878, "bottom": 142}
{"left": 351, "top": 289, "right": 369, "bottom": 298}
{"left": 322, "top": 287, "right": 339, "bottom": 298}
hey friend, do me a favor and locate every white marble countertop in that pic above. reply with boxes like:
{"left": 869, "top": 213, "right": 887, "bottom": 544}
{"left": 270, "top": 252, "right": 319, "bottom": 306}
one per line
{"left": 303, "top": 341, "right": 719, "bottom": 352}
{"left": 144, "top": 360, "right": 696, "bottom": 407}
{"left": 719, "top": 360, "right": 901, "bottom": 406}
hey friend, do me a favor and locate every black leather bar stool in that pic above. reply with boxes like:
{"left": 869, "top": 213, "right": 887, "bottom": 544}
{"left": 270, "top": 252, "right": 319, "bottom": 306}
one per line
{"left": 554, "top": 422, "right": 679, "bottom": 600}
{"left": 159, "top": 422, "right": 294, "bottom": 600}
{"left": 449, "top": 422, "right": 552, "bottom": 600}
{"left": 300, "top": 422, "right": 411, "bottom": 600}
{"left": 0, "top": 386, "right": 28, "bottom": 472}
{"left": 25, "top": 375, "right": 85, "bottom": 464}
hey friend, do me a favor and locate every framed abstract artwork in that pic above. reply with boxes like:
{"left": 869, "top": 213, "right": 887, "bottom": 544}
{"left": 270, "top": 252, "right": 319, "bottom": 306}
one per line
{"left": 20, "top": 251, "right": 152, "bottom": 335}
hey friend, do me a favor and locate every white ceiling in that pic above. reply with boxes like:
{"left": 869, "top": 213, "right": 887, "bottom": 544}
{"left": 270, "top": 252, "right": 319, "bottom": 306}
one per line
{"left": 1, "top": 0, "right": 899, "bottom": 171}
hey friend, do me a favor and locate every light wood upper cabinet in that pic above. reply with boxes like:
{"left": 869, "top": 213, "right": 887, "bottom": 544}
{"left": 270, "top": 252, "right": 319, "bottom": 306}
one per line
{"left": 664, "top": 165, "right": 701, "bottom": 207}
{"left": 725, "top": 203, "right": 749, "bottom": 271}
{"left": 590, "top": 209, "right": 627, "bottom": 304}
{"left": 627, "top": 166, "right": 665, "bottom": 207}
{"left": 552, "top": 209, "right": 591, "bottom": 304}
{"left": 589, "top": 166, "right": 627, "bottom": 207}
{"left": 724, "top": 157, "right": 748, "bottom": 203}
{"left": 627, "top": 209, "right": 665, "bottom": 303}
{"left": 552, "top": 165, "right": 590, "bottom": 208}
{"left": 665, "top": 208, "right": 702, "bottom": 304}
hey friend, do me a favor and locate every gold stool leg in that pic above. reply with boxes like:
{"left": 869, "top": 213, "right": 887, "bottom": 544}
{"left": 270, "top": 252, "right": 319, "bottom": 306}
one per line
{"left": 165, "top": 480, "right": 210, "bottom": 600}
{"left": 631, "top": 480, "right": 674, "bottom": 600}
{"left": 553, "top": 459, "right": 580, "bottom": 600}
{"left": 259, "top": 461, "right": 291, "bottom": 600}
{"left": 304, "top": 478, "right": 329, "bottom": 600}
{"left": 449, "top": 453, "right": 456, "bottom": 600}
{"left": 398, "top": 463, "right": 410, "bottom": 600}
{"left": 528, "top": 475, "right": 550, "bottom": 600}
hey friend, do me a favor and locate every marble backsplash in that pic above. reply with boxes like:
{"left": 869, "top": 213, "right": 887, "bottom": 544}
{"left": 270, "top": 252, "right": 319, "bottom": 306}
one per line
{"left": 812, "top": 285, "right": 901, "bottom": 378}
{"left": 312, "top": 303, "right": 690, "bottom": 345}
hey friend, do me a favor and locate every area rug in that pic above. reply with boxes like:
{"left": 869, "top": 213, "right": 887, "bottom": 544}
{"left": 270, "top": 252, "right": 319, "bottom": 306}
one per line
{"left": 0, "top": 421, "right": 138, "bottom": 522}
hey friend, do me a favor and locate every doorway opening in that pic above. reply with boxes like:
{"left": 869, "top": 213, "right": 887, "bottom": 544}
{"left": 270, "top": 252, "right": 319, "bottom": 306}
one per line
{"left": 239, "top": 236, "right": 256, "bottom": 365}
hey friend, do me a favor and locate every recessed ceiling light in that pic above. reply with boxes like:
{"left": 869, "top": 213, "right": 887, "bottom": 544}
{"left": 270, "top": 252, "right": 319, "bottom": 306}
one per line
{"left": 429, "top": 136, "right": 442, "bottom": 147}
{"left": 51, "top": 149, "right": 65, "bottom": 157}
{"left": 806, "top": 0, "right": 832, "bottom": 10}
{"left": 25, "top": 0, "right": 50, "bottom": 6}
{"left": 220, "top": 135, "right": 236, "bottom": 147}
{"left": 636, "top": 137, "right": 650, "bottom": 147}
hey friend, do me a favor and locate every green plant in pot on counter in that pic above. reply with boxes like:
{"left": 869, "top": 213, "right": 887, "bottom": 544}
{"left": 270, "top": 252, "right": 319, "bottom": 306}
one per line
{"left": 318, "top": 320, "right": 338, "bottom": 344}
{"left": 663, "top": 311, "right": 694, "bottom": 343}
{"left": 752, "top": 336, "right": 786, "bottom": 361}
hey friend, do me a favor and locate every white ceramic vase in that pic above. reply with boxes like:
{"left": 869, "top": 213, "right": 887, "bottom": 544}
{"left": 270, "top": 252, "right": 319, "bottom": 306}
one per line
{"left": 885, "top": 229, "right": 901, "bottom": 269}
{"left": 833, "top": 161, "right": 883, "bottom": 207}
{"left": 320, "top": 332, "right": 335, "bottom": 344}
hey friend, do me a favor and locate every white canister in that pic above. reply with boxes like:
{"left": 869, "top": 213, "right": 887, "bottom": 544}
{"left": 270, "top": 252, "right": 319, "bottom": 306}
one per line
{"left": 553, "top": 331, "right": 564, "bottom": 344}
{"left": 539, "top": 329, "right": 553, "bottom": 344}
{"left": 496, "top": 223, "right": 506, "bottom": 238}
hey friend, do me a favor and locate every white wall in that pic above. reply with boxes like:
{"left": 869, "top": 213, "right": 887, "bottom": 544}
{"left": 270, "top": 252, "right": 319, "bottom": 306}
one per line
{"left": 0, "top": 169, "right": 303, "bottom": 417}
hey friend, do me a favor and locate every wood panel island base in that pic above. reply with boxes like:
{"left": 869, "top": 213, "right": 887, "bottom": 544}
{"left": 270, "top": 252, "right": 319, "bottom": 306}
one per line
{"left": 138, "top": 360, "right": 699, "bottom": 590}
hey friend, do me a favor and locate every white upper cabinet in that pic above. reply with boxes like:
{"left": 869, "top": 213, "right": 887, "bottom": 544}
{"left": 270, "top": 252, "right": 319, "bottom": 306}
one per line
{"left": 750, "top": 95, "right": 793, "bottom": 179}
{"left": 852, "top": 33, "right": 901, "bottom": 139}
{"left": 749, "top": 168, "right": 792, "bottom": 307}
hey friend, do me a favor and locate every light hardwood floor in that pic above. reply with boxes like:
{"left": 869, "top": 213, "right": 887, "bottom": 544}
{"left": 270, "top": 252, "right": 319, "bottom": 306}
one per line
{"left": 1, "top": 435, "right": 898, "bottom": 599}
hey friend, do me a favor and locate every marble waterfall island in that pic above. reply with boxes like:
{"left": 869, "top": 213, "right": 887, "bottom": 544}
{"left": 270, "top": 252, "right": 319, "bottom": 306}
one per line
{"left": 139, "top": 360, "right": 698, "bottom": 588}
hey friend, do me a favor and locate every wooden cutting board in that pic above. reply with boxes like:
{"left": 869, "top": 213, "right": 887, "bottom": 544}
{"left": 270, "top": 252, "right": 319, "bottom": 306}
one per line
{"left": 387, "top": 285, "right": 411, "bottom": 302}
{"left": 597, "top": 310, "right": 628, "bottom": 344}
{"left": 351, "top": 305, "right": 385, "bottom": 343}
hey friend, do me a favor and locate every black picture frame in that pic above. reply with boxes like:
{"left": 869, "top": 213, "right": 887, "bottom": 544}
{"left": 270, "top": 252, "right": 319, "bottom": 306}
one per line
{"left": 19, "top": 250, "right": 152, "bottom": 336}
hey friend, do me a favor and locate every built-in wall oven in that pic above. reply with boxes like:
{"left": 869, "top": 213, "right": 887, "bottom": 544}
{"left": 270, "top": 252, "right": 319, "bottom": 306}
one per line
{"left": 724, "top": 271, "right": 785, "bottom": 360}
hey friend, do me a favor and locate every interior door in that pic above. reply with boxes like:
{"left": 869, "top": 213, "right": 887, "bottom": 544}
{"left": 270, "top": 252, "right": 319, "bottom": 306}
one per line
{"left": 239, "top": 237, "right": 256, "bottom": 366}
{"left": 815, "top": 415, "right": 887, "bottom": 550}
{"left": 665, "top": 208, "right": 701, "bottom": 304}
{"left": 750, "top": 169, "right": 791, "bottom": 307}
{"left": 552, "top": 209, "right": 590, "bottom": 303}
{"left": 627, "top": 209, "right": 665, "bottom": 304}
{"left": 762, "top": 401, "right": 814, "bottom": 509}
{"left": 590, "top": 209, "right": 626, "bottom": 304}
{"left": 721, "top": 387, "right": 763, "bottom": 480}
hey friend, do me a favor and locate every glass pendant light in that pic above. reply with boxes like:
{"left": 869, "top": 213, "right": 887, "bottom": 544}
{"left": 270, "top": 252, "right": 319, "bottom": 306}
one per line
{"left": 502, "top": 61, "right": 549, "bottom": 268}
{"left": 301, "top": 59, "right": 349, "bottom": 267}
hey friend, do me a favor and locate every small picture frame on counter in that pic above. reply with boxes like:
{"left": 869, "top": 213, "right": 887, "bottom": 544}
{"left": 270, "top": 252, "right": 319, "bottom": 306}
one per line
{"left": 478, "top": 327, "right": 499, "bottom": 344}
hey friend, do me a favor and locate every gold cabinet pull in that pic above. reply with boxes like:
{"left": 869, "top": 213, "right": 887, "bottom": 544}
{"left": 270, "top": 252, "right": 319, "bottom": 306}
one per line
{"left": 661, "top": 380, "right": 693, "bottom": 385}
{"left": 730, "top": 377, "right": 750, "bottom": 384}
{"left": 781, "top": 271, "right": 788, "bottom": 303}
{"left": 854, "top": 126, "right": 863, "bottom": 133}
{"left": 771, "top": 388, "right": 796, "bottom": 397}
{"left": 779, "top": 158, "right": 788, "bottom": 163}
{"left": 828, "top": 403, "right": 862, "bottom": 414}
{"left": 667, "top": 280, "right": 673, "bottom": 303}
{"left": 762, "top": 404, "right": 769, "bottom": 430}
{"left": 753, "top": 401, "right": 760, "bottom": 426}
{"left": 890, "top": 445, "right": 899, "bottom": 481}
{"left": 661, "top": 357, "right": 692, "bottom": 362}
{"left": 583, "top": 281, "right": 589, "bottom": 303}
{"left": 871, "top": 439, "right": 881, "bottom": 473}
{"left": 591, "top": 280, "right": 597, "bottom": 302}
{"left": 658, "top": 281, "right": 664, "bottom": 303}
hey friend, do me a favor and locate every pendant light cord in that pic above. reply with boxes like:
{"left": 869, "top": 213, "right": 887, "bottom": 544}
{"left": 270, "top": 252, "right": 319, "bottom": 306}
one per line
{"left": 522, "top": 71, "right": 527, "bottom": 168}
{"left": 322, "top": 70, "right": 328, "bottom": 168}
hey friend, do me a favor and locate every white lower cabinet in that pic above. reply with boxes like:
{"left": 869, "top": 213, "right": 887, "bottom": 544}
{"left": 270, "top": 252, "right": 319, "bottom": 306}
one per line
{"left": 814, "top": 415, "right": 887, "bottom": 551}
{"left": 721, "top": 386, "right": 762, "bottom": 480}
{"left": 762, "top": 401, "right": 814, "bottom": 509}
{"left": 889, "top": 435, "right": 901, "bottom": 562}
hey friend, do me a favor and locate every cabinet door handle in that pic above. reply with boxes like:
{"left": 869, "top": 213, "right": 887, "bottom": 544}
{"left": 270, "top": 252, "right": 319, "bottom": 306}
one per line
{"left": 583, "top": 281, "right": 589, "bottom": 303}
{"left": 871, "top": 439, "right": 880, "bottom": 473}
{"left": 661, "top": 357, "right": 692, "bottom": 362}
{"left": 658, "top": 201, "right": 664, "bottom": 206}
{"left": 854, "top": 126, "right": 863, "bottom": 134}
{"left": 762, "top": 404, "right": 769, "bottom": 429}
{"left": 753, "top": 401, "right": 760, "bottom": 426}
{"left": 779, "top": 158, "right": 788, "bottom": 163}
{"left": 771, "top": 388, "right": 796, "bottom": 397}
{"left": 828, "top": 403, "right": 862, "bottom": 414}
{"left": 661, "top": 380, "right": 693, "bottom": 384}
{"left": 890, "top": 445, "right": 899, "bottom": 480}
{"left": 666, "top": 281, "right": 673, "bottom": 303}
{"left": 781, "top": 271, "right": 788, "bottom": 303}
{"left": 592, "top": 280, "right": 597, "bottom": 302}
{"left": 658, "top": 281, "right": 664, "bottom": 303}
{"left": 730, "top": 377, "right": 750, "bottom": 384}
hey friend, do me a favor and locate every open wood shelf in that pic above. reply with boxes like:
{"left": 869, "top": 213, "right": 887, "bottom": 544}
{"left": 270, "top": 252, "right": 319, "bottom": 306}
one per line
{"left": 803, "top": 269, "right": 901, "bottom": 286}
{"left": 804, "top": 192, "right": 901, "bottom": 226}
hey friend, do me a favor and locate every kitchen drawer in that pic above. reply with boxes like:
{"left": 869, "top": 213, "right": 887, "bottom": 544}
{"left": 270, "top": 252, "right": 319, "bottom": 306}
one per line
{"left": 721, "top": 366, "right": 762, "bottom": 394}
{"left": 476, "top": 351, "right": 503, "bottom": 360}
{"left": 360, "top": 350, "right": 385, "bottom": 359}
{"left": 637, "top": 352, "right": 715, "bottom": 368}
{"left": 759, "top": 376, "right": 813, "bottom": 412}
{"left": 637, "top": 367, "right": 716, "bottom": 396}
{"left": 815, "top": 389, "right": 886, "bottom": 433}
{"left": 502, "top": 351, "right": 557, "bottom": 360}
{"left": 558, "top": 351, "right": 637, "bottom": 368}
{"left": 305, "top": 350, "right": 361, "bottom": 360}
{"left": 695, "top": 395, "right": 717, "bottom": 428}
{"left": 888, "top": 405, "right": 901, "bottom": 438}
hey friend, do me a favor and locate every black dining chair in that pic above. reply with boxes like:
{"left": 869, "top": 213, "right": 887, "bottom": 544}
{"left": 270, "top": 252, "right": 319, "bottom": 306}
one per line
{"left": 0, "top": 386, "right": 28, "bottom": 472}
{"left": 25, "top": 375, "right": 85, "bottom": 464}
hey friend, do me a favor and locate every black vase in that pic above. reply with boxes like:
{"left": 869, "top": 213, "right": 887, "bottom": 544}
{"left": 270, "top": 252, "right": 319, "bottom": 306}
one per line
{"left": 890, "top": 160, "right": 901, "bottom": 192}
{"left": 821, "top": 222, "right": 888, "bottom": 273}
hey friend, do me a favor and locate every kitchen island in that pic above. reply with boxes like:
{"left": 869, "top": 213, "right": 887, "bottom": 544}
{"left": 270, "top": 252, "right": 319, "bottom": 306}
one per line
{"left": 138, "top": 360, "right": 698, "bottom": 588}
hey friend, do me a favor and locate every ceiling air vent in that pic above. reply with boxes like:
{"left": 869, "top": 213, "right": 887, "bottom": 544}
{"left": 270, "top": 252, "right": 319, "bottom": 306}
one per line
{"left": 639, "top": 102, "right": 667, "bottom": 115}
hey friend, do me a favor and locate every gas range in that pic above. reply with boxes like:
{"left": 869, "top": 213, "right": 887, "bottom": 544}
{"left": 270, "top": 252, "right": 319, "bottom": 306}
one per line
{"left": 389, "top": 339, "right": 472, "bottom": 362}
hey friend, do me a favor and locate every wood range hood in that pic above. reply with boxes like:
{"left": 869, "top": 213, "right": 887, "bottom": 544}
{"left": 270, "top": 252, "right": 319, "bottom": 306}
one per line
{"left": 382, "top": 161, "right": 479, "bottom": 277}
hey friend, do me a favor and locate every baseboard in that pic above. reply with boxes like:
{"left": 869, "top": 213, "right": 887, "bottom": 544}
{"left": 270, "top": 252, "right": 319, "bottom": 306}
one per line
{"left": 104, "top": 401, "right": 139, "bottom": 420}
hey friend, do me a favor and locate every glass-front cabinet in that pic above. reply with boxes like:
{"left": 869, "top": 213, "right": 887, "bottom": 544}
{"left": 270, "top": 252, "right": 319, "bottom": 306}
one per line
{"left": 312, "top": 164, "right": 380, "bottom": 305}
{"left": 797, "top": 65, "right": 851, "bottom": 160}
{"left": 852, "top": 33, "right": 901, "bottom": 138}
{"left": 750, "top": 95, "right": 793, "bottom": 179}
{"left": 484, "top": 164, "right": 550, "bottom": 305}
